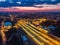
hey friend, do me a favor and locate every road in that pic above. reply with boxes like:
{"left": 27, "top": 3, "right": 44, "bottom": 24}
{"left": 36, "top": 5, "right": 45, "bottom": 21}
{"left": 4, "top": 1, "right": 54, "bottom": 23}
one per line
{"left": 0, "top": 20, "right": 60, "bottom": 45}
{"left": 5, "top": 27, "right": 35, "bottom": 45}
{"left": 15, "top": 20, "right": 60, "bottom": 45}
{"left": 0, "top": 21, "right": 35, "bottom": 45}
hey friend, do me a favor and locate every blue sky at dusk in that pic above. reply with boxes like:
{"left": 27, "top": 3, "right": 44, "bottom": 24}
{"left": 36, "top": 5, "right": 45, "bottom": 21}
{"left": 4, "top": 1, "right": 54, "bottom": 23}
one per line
{"left": 0, "top": 0, "right": 5, "bottom": 1}
{"left": 0, "top": 0, "right": 60, "bottom": 3}
{"left": 0, "top": 0, "right": 58, "bottom": 1}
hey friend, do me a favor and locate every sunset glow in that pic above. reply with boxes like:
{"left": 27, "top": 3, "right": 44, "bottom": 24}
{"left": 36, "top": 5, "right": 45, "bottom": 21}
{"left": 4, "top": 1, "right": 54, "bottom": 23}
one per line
{"left": 0, "top": 6, "right": 60, "bottom": 12}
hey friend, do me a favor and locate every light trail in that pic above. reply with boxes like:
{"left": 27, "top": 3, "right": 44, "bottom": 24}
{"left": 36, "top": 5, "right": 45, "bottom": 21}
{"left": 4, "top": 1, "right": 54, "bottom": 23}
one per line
{"left": 15, "top": 20, "right": 60, "bottom": 45}
{"left": 24, "top": 23, "right": 60, "bottom": 45}
{"left": 19, "top": 22, "right": 54, "bottom": 45}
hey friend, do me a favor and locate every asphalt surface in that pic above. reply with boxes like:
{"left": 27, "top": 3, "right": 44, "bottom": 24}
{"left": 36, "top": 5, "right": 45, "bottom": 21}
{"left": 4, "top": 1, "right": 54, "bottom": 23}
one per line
{"left": 4, "top": 27, "right": 35, "bottom": 45}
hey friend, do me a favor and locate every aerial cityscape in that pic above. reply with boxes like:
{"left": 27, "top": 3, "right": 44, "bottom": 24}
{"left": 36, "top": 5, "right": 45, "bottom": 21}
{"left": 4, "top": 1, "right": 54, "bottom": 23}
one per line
{"left": 0, "top": 0, "right": 60, "bottom": 45}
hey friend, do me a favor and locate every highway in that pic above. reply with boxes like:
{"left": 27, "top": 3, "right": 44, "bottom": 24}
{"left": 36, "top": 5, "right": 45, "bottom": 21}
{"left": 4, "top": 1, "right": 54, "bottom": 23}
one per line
{"left": 0, "top": 20, "right": 35, "bottom": 45}
{"left": 0, "top": 19, "right": 60, "bottom": 45}
{"left": 5, "top": 27, "right": 34, "bottom": 45}
{"left": 14, "top": 20, "right": 60, "bottom": 45}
